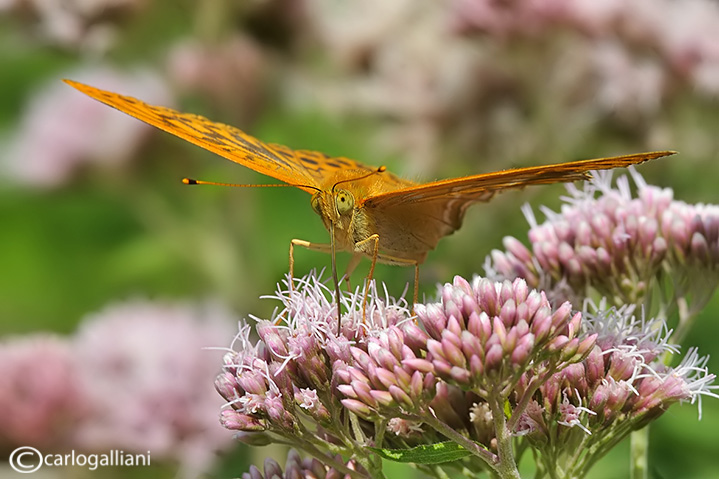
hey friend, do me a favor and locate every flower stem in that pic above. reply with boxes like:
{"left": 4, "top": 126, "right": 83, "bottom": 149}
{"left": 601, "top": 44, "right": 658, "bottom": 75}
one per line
{"left": 508, "top": 362, "right": 559, "bottom": 431}
{"left": 670, "top": 296, "right": 694, "bottom": 348}
{"left": 418, "top": 412, "right": 499, "bottom": 467}
{"left": 629, "top": 427, "right": 649, "bottom": 479}
{"left": 295, "top": 436, "right": 376, "bottom": 479}
{"left": 488, "top": 393, "right": 522, "bottom": 479}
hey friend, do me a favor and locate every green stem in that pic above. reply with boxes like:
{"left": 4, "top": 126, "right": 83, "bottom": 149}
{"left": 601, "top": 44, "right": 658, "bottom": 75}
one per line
{"left": 561, "top": 434, "right": 587, "bottom": 478}
{"left": 508, "top": 361, "right": 560, "bottom": 431}
{"left": 194, "top": 0, "right": 232, "bottom": 42}
{"left": 573, "top": 419, "right": 637, "bottom": 477}
{"left": 418, "top": 413, "right": 499, "bottom": 467}
{"left": 297, "top": 438, "right": 373, "bottom": 479}
{"left": 427, "top": 464, "right": 453, "bottom": 479}
{"left": 488, "top": 393, "right": 522, "bottom": 479}
{"left": 270, "top": 434, "right": 370, "bottom": 479}
{"left": 629, "top": 427, "right": 649, "bottom": 479}
{"left": 347, "top": 413, "right": 386, "bottom": 478}
{"left": 669, "top": 296, "right": 694, "bottom": 350}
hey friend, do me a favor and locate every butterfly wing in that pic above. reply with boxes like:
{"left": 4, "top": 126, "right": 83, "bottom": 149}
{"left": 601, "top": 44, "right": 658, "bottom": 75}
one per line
{"left": 364, "top": 151, "right": 675, "bottom": 209}
{"left": 362, "top": 151, "right": 675, "bottom": 261}
{"left": 64, "top": 80, "right": 375, "bottom": 193}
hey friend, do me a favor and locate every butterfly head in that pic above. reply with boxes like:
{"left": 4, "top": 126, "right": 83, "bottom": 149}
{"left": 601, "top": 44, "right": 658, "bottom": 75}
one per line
{"left": 308, "top": 166, "right": 386, "bottom": 249}
{"left": 310, "top": 189, "right": 355, "bottom": 235}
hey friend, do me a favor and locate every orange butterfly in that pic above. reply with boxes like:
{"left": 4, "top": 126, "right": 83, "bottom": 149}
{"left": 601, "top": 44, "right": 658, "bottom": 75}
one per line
{"left": 65, "top": 79, "right": 674, "bottom": 325}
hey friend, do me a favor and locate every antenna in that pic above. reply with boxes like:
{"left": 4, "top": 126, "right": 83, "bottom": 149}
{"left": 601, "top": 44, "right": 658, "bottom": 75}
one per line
{"left": 182, "top": 178, "right": 321, "bottom": 192}
{"left": 331, "top": 166, "right": 387, "bottom": 192}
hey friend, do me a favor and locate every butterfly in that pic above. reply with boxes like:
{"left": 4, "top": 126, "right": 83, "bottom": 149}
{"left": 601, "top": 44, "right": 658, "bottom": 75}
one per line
{"left": 65, "top": 79, "right": 675, "bottom": 329}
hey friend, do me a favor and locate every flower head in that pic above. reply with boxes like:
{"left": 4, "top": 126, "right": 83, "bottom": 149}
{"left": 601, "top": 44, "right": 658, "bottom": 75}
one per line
{"left": 215, "top": 271, "right": 716, "bottom": 479}
{"left": 513, "top": 305, "right": 717, "bottom": 476}
{"left": 1, "top": 0, "right": 148, "bottom": 51}
{"left": 2, "top": 67, "right": 171, "bottom": 188}
{"left": 217, "top": 273, "right": 416, "bottom": 448}
{"left": 0, "top": 335, "right": 86, "bottom": 449}
{"left": 330, "top": 274, "right": 598, "bottom": 458}
{"left": 415, "top": 276, "right": 595, "bottom": 398}
{"left": 488, "top": 170, "right": 719, "bottom": 319}
{"left": 73, "top": 299, "right": 236, "bottom": 478}
{"left": 337, "top": 324, "right": 437, "bottom": 420}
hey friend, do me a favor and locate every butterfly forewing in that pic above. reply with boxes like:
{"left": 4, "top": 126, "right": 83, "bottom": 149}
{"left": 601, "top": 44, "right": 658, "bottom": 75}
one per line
{"left": 271, "top": 145, "right": 379, "bottom": 185}
{"left": 357, "top": 150, "right": 675, "bottom": 264}
{"left": 362, "top": 151, "right": 675, "bottom": 209}
{"left": 64, "top": 80, "right": 377, "bottom": 192}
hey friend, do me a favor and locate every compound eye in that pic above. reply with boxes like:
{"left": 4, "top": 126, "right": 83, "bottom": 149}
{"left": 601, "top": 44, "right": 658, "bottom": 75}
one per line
{"left": 335, "top": 190, "right": 355, "bottom": 215}
{"left": 310, "top": 193, "right": 322, "bottom": 215}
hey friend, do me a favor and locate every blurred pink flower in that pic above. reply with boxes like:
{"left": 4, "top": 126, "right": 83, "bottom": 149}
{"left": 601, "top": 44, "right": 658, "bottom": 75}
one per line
{"left": 451, "top": 0, "right": 719, "bottom": 94}
{"left": 167, "top": 35, "right": 267, "bottom": 124}
{"left": 298, "top": 0, "right": 719, "bottom": 174}
{"left": 0, "top": 334, "right": 86, "bottom": 450}
{"left": 656, "top": 0, "right": 719, "bottom": 92}
{"left": 450, "top": 0, "right": 575, "bottom": 37}
{"left": 72, "top": 299, "right": 237, "bottom": 477}
{"left": 2, "top": 67, "right": 172, "bottom": 188}
{"left": 591, "top": 40, "right": 665, "bottom": 119}
{"left": 1, "top": 0, "right": 147, "bottom": 51}
{"left": 564, "top": 0, "right": 719, "bottom": 94}
{"left": 300, "top": 0, "right": 482, "bottom": 174}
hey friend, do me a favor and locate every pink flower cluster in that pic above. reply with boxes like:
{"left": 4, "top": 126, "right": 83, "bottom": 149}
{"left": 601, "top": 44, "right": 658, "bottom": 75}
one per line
{"left": 0, "top": 299, "right": 235, "bottom": 477}
{"left": 215, "top": 269, "right": 715, "bottom": 477}
{"left": 0, "top": 336, "right": 85, "bottom": 449}
{"left": 0, "top": 0, "right": 148, "bottom": 52}
{"left": 451, "top": 0, "right": 719, "bottom": 94}
{"left": 489, "top": 170, "right": 719, "bottom": 315}
{"left": 2, "top": 67, "right": 172, "bottom": 188}
{"left": 515, "top": 305, "right": 715, "bottom": 476}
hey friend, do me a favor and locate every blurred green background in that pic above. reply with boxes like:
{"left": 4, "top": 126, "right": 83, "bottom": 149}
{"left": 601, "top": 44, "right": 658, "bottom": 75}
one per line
{"left": 1, "top": 0, "right": 718, "bottom": 477}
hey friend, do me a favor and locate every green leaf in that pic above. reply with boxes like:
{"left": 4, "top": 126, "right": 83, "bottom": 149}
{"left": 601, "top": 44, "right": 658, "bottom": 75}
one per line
{"left": 369, "top": 441, "right": 472, "bottom": 464}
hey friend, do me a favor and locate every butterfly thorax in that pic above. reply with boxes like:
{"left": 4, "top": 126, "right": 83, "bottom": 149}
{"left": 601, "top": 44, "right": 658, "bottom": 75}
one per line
{"left": 310, "top": 169, "right": 416, "bottom": 255}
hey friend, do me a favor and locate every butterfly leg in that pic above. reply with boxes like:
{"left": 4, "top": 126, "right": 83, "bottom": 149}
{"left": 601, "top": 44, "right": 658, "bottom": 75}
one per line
{"left": 287, "top": 239, "right": 336, "bottom": 322}
{"left": 412, "top": 262, "right": 419, "bottom": 313}
{"left": 289, "top": 239, "right": 333, "bottom": 283}
{"left": 341, "top": 253, "right": 364, "bottom": 293}
{"left": 370, "top": 252, "right": 420, "bottom": 317}
{"left": 352, "top": 234, "right": 381, "bottom": 322}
